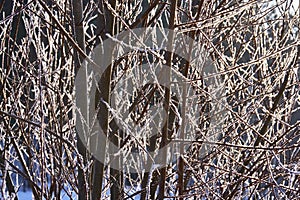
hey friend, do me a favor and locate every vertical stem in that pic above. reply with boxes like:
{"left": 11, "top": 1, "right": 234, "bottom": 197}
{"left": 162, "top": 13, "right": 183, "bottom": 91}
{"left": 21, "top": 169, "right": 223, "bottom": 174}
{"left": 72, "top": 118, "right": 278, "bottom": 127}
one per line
{"left": 177, "top": 0, "right": 203, "bottom": 193}
{"left": 92, "top": 0, "right": 117, "bottom": 199}
{"left": 71, "top": 0, "right": 87, "bottom": 199}
{"left": 157, "top": 0, "right": 177, "bottom": 199}
{"left": 39, "top": 62, "right": 45, "bottom": 198}
{"left": 177, "top": 84, "right": 187, "bottom": 199}
{"left": 72, "top": 0, "right": 86, "bottom": 64}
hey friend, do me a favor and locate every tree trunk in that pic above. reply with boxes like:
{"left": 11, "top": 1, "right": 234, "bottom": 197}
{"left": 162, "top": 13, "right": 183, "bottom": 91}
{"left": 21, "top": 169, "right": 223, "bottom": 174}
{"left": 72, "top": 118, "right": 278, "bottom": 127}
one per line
{"left": 71, "top": 0, "right": 88, "bottom": 199}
